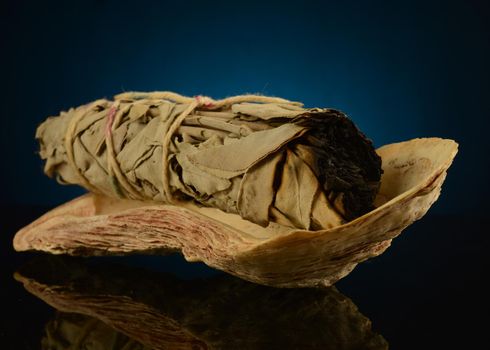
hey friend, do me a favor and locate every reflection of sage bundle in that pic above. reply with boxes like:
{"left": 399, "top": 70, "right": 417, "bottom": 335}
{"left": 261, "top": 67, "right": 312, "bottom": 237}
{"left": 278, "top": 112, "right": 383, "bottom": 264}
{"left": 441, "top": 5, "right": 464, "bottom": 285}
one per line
{"left": 37, "top": 91, "right": 381, "bottom": 230}
{"left": 42, "top": 313, "right": 148, "bottom": 350}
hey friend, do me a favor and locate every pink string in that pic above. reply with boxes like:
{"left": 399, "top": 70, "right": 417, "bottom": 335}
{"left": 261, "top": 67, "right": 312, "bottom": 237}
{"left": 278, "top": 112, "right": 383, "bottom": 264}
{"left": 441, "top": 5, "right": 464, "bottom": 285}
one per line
{"left": 195, "top": 95, "right": 214, "bottom": 108}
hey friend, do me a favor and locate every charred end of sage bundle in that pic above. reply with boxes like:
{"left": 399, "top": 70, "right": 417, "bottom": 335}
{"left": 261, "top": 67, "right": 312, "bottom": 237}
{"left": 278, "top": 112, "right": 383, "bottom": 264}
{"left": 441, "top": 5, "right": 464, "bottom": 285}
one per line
{"left": 36, "top": 93, "right": 381, "bottom": 230}
{"left": 293, "top": 111, "right": 382, "bottom": 222}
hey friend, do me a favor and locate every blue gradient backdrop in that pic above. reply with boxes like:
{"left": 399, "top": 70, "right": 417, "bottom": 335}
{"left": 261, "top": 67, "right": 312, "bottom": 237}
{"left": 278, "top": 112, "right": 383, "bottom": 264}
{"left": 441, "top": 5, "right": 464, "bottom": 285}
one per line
{"left": 1, "top": 0, "right": 489, "bottom": 215}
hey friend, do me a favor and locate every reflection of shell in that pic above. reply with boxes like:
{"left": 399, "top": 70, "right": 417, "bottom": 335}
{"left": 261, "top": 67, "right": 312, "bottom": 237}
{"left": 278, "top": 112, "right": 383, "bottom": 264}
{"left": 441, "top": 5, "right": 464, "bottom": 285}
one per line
{"left": 15, "top": 256, "right": 388, "bottom": 350}
{"left": 13, "top": 137, "right": 458, "bottom": 288}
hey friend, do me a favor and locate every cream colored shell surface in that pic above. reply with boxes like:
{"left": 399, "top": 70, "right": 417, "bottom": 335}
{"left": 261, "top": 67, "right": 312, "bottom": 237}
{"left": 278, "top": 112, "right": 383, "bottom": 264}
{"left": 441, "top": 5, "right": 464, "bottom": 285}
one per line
{"left": 13, "top": 138, "right": 458, "bottom": 288}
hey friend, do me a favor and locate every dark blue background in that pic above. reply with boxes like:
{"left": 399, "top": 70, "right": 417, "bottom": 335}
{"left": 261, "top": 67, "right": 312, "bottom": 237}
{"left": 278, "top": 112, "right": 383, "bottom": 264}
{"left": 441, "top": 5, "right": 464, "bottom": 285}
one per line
{"left": 1, "top": 0, "right": 489, "bottom": 215}
{"left": 1, "top": 2, "right": 489, "bottom": 348}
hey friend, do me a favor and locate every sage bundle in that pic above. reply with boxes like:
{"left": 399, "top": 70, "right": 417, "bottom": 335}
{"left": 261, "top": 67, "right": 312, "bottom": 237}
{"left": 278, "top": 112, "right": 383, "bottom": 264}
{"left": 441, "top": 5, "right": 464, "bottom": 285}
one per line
{"left": 37, "top": 91, "right": 382, "bottom": 230}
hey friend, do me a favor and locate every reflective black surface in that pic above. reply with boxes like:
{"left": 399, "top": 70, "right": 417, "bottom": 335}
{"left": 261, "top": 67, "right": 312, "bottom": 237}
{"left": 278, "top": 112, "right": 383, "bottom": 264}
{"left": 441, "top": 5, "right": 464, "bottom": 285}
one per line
{"left": 1, "top": 206, "right": 488, "bottom": 349}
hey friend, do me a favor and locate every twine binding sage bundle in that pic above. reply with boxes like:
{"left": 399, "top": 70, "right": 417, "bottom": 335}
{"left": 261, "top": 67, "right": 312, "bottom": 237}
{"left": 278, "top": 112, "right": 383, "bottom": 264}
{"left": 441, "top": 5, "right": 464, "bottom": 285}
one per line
{"left": 37, "top": 91, "right": 382, "bottom": 230}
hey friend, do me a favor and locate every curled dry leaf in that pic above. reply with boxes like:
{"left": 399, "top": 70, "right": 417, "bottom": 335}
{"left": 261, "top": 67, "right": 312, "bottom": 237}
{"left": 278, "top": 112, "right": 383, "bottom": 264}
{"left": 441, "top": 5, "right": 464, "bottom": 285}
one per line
{"left": 13, "top": 138, "right": 458, "bottom": 288}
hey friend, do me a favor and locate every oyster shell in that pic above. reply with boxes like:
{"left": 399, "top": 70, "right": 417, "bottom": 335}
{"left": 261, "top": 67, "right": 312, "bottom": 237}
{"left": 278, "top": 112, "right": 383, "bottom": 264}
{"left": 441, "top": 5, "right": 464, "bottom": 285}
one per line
{"left": 13, "top": 137, "right": 458, "bottom": 288}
